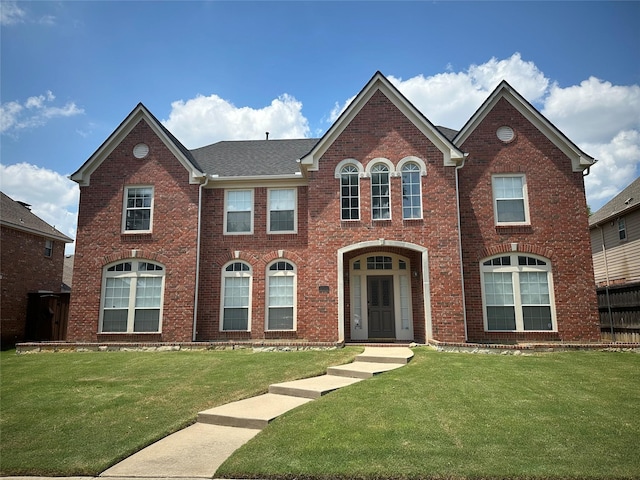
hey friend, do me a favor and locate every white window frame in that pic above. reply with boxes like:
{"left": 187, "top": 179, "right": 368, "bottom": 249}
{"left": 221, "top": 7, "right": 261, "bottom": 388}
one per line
{"left": 224, "top": 189, "right": 254, "bottom": 235}
{"left": 480, "top": 253, "right": 556, "bottom": 332}
{"left": 400, "top": 161, "right": 423, "bottom": 220}
{"left": 44, "top": 239, "right": 53, "bottom": 257}
{"left": 369, "top": 161, "right": 392, "bottom": 221}
{"left": 267, "top": 188, "right": 297, "bottom": 234}
{"left": 618, "top": 217, "right": 627, "bottom": 241}
{"left": 122, "top": 186, "right": 154, "bottom": 233}
{"left": 491, "top": 174, "right": 530, "bottom": 225}
{"left": 100, "top": 260, "right": 165, "bottom": 333}
{"left": 339, "top": 163, "right": 361, "bottom": 221}
{"left": 220, "top": 261, "right": 252, "bottom": 332}
{"left": 266, "top": 260, "right": 297, "bottom": 331}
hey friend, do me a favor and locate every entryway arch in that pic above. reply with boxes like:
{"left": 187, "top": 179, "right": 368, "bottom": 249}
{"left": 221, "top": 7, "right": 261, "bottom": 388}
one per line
{"left": 337, "top": 240, "right": 431, "bottom": 343}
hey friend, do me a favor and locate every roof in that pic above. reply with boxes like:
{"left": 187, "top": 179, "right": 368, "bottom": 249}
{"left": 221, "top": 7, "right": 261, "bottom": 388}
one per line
{"left": 191, "top": 138, "right": 319, "bottom": 178}
{"left": 454, "top": 80, "right": 596, "bottom": 173}
{"left": 71, "top": 103, "right": 204, "bottom": 186}
{"left": 589, "top": 176, "right": 640, "bottom": 226}
{"left": 0, "top": 192, "right": 73, "bottom": 243}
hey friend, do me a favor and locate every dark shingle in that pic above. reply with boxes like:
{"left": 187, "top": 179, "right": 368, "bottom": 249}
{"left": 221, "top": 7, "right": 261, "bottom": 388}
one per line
{"left": 191, "top": 138, "right": 319, "bottom": 177}
{"left": 0, "top": 192, "right": 72, "bottom": 242}
{"left": 589, "top": 176, "right": 640, "bottom": 226}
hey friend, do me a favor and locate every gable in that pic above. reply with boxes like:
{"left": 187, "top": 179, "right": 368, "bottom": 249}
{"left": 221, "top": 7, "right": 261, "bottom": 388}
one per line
{"left": 300, "top": 72, "right": 465, "bottom": 171}
{"left": 454, "top": 81, "right": 596, "bottom": 173}
{"left": 70, "top": 104, "right": 204, "bottom": 186}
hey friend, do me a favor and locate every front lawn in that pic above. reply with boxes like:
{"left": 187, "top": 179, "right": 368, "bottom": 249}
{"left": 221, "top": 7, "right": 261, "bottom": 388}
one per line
{"left": 0, "top": 347, "right": 360, "bottom": 475}
{"left": 218, "top": 349, "right": 640, "bottom": 480}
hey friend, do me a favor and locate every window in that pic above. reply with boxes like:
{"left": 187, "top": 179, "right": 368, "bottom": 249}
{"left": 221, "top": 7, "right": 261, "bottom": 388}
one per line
{"left": 225, "top": 190, "right": 253, "bottom": 234}
{"left": 44, "top": 240, "right": 53, "bottom": 257}
{"left": 618, "top": 218, "right": 627, "bottom": 241}
{"left": 371, "top": 163, "right": 391, "bottom": 220}
{"left": 340, "top": 164, "right": 360, "bottom": 220}
{"left": 221, "top": 262, "right": 252, "bottom": 331}
{"left": 401, "top": 162, "right": 422, "bottom": 219}
{"left": 492, "top": 175, "right": 528, "bottom": 224}
{"left": 267, "top": 261, "right": 296, "bottom": 330}
{"left": 481, "top": 254, "right": 555, "bottom": 332}
{"left": 101, "top": 260, "right": 165, "bottom": 333}
{"left": 268, "top": 188, "right": 296, "bottom": 233}
{"left": 123, "top": 186, "right": 153, "bottom": 232}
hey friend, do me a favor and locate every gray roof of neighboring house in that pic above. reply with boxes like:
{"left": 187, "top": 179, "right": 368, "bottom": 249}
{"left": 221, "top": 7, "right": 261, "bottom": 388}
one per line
{"left": 191, "top": 138, "right": 319, "bottom": 177}
{"left": 589, "top": 176, "right": 640, "bottom": 226}
{"left": 0, "top": 192, "right": 73, "bottom": 243}
{"left": 436, "top": 126, "right": 458, "bottom": 142}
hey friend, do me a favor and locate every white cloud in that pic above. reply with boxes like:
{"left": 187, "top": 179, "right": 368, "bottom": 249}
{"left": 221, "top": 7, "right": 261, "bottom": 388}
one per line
{"left": 0, "top": 91, "right": 83, "bottom": 136}
{"left": 162, "top": 93, "right": 310, "bottom": 149}
{"left": 0, "top": 163, "right": 79, "bottom": 254}
{"left": 328, "top": 53, "right": 638, "bottom": 211}
{"left": 0, "top": 1, "right": 26, "bottom": 25}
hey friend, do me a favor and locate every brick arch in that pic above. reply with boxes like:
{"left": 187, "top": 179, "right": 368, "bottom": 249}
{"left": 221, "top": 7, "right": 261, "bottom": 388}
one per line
{"left": 261, "top": 249, "right": 304, "bottom": 267}
{"left": 101, "top": 249, "right": 170, "bottom": 267}
{"left": 479, "top": 243, "right": 554, "bottom": 262}
{"left": 212, "top": 251, "right": 262, "bottom": 269}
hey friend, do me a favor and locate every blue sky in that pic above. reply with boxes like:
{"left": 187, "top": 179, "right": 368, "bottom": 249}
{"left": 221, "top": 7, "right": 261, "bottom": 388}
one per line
{"left": 1, "top": 1, "right": 639, "bottom": 252}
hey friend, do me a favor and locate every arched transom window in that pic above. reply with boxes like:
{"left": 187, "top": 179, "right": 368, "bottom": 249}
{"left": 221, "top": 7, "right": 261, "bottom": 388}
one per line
{"left": 101, "top": 260, "right": 165, "bottom": 333}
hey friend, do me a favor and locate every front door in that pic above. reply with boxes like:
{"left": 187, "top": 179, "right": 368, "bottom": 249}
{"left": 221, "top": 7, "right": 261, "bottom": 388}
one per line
{"left": 367, "top": 276, "right": 395, "bottom": 338}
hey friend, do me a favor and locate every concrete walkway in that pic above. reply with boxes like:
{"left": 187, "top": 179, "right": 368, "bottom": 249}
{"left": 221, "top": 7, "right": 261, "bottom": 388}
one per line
{"left": 96, "top": 346, "right": 413, "bottom": 479}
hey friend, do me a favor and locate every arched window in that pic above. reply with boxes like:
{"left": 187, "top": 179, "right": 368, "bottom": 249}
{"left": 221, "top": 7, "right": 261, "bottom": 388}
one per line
{"left": 221, "top": 261, "right": 252, "bottom": 331}
{"left": 340, "top": 164, "right": 360, "bottom": 220}
{"left": 101, "top": 260, "right": 165, "bottom": 333}
{"left": 401, "top": 162, "right": 422, "bottom": 219}
{"left": 480, "top": 254, "right": 555, "bottom": 332}
{"left": 371, "top": 163, "right": 391, "bottom": 220}
{"left": 267, "top": 261, "right": 296, "bottom": 330}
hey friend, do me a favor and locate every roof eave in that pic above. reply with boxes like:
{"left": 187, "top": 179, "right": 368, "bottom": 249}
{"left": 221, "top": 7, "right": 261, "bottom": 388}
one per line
{"left": 1, "top": 220, "right": 73, "bottom": 243}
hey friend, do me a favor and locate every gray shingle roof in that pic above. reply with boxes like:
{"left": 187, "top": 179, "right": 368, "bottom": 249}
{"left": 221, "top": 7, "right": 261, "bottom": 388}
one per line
{"left": 0, "top": 192, "right": 73, "bottom": 242}
{"left": 436, "top": 126, "right": 458, "bottom": 142}
{"left": 589, "top": 176, "right": 640, "bottom": 226}
{"left": 191, "top": 138, "right": 319, "bottom": 177}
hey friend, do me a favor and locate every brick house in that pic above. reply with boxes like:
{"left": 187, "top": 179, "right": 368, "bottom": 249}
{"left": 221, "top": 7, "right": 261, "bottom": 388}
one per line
{"left": 1, "top": 192, "right": 73, "bottom": 348}
{"left": 68, "top": 72, "right": 600, "bottom": 345}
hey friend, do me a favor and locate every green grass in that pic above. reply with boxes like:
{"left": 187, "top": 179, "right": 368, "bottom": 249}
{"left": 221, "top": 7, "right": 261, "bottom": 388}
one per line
{"left": 0, "top": 347, "right": 360, "bottom": 475}
{"left": 217, "top": 349, "right": 640, "bottom": 480}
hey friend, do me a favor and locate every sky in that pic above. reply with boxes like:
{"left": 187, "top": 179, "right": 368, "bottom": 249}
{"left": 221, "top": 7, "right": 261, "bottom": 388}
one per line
{"left": 1, "top": 1, "right": 639, "bottom": 254}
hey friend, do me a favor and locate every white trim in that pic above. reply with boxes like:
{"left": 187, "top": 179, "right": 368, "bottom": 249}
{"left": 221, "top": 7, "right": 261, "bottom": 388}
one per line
{"left": 122, "top": 185, "right": 154, "bottom": 234}
{"left": 336, "top": 160, "right": 363, "bottom": 221}
{"left": 224, "top": 189, "right": 254, "bottom": 235}
{"left": 219, "top": 261, "right": 253, "bottom": 332}
{"left": 99, "top": 259, "right": 166, "bottom": 334}
{"left": 265, "top": 259, "right": 297, "bottom": 331}
{"left": 368, "top": 161, "right": 393, "bottom": 221}
{"left": 399, "top": 159, "right": 424, "bottom": 220}
{"left": 337, "top": 240, "right": 431, "bottom": 343}
{"left": 397, "top": 156, "right": 427, "bottom": 176}
{"left": 492, "top": 174, "right": 530, "bottom": 226}
{"left": 364, "top": 157, "right": 395, "bottom": 176}
{"left": 334, "top": 158, "right": 364, "bottom": 178}
{"left": 267, "top": 187, "right": 298, "bottom": 234}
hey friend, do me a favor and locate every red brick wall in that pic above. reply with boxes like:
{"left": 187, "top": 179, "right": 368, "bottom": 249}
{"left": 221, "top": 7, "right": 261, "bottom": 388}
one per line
{"left": 67, "top": 119, "right": 200, "bottom": 342}
{"left": 196, "top": 89, "right": 466, "bottom": 343}
{"left": 458, "top": 97, "right": 600, "bottom": 342}
{"left": 1, "top": 227, "right": 66, "bottom": 347}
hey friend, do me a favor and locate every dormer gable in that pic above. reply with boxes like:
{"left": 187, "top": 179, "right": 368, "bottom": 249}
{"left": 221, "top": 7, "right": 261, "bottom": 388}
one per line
{"left": 300, "top": 72, "right": 466, "bottom": 171}
{"left": 70, "top": 103, "right": 204, "bottom": 186}
{"left": 454, "top": 81, "right": 596, "bottom": 173}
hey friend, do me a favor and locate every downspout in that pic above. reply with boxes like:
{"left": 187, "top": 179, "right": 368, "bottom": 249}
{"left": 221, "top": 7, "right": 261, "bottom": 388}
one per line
{"left": 192, "top": 176, "right": 210, "bottom": 341}
{"left": 597, "top": 224, "right": 614, "bottom": 341}
{"left": 455, "top": 154, "right": 469, "bottom": 342}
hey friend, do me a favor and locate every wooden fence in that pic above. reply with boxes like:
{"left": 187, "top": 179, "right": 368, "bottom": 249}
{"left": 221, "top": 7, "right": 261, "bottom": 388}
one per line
{"left": 597, "top": 282, "right": 640, "bottom": 343}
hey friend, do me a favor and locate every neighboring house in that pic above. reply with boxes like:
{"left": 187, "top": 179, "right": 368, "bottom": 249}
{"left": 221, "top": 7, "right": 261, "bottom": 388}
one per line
{"left": 68, "top": 72, "right": 600, "bottom": 345}
{"left": 589, "top": 176, "right": 640, "bottom": 341}
{"left": 1, "top": 192, "right": 73, "bottom": 348}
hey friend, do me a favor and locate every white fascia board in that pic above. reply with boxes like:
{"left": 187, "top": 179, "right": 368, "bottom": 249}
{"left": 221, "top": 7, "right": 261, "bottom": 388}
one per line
{"left": 71, "top": 106, "right": 204, "bottom": 186}
{"left": 301, "top": 74, "right": 464, "bottom": 170}
{"left": 205, "top": 174, "right": 308, "bottom": 189}
{"left": 455, "top": 85, "right": 596, "bottom": 173}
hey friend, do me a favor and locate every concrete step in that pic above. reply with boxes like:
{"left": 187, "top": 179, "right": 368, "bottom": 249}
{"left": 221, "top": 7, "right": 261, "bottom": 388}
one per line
{"left": 269, "top": 374, "right": 363, "bottom": 399}
{"left": 197, "top": 393, "right": 312, "bottom": 429}
{"left": 355, "top": 346, "right": 414, "bottom": 364}
{"left": 327, "top": 361, "right": 404, "bottom": 379}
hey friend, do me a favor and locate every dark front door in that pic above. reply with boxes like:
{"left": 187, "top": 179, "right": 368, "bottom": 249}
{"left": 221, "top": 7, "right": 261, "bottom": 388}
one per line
{"left": 367, "top": 276, "right": 395, "bottom": 338}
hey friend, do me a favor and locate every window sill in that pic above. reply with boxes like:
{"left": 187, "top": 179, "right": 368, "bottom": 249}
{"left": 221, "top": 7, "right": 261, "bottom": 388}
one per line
{"left": 495, "top": 225, "right": 533, "bottom": 234}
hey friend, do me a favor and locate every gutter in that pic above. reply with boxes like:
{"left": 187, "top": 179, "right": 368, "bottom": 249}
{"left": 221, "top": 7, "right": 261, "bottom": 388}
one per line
{"left": 455, "top": 154, "right": 470, "bottom": 342}
{"left": 192, "top": 176, "right": 210, "bottom": 341}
